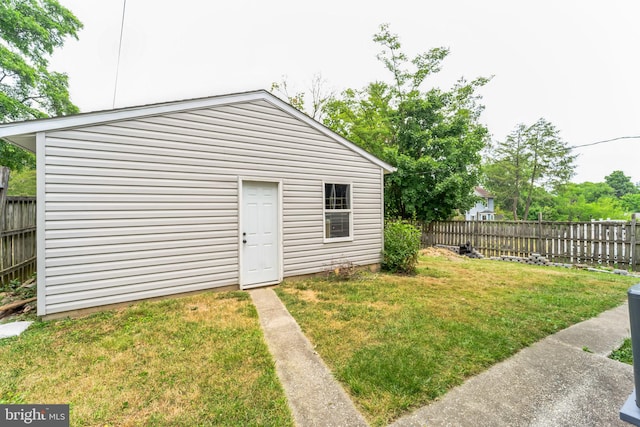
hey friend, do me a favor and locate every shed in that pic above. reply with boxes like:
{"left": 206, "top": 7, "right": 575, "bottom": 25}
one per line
{"left": 0, "top": 90, "right": 394, "bottom": 317}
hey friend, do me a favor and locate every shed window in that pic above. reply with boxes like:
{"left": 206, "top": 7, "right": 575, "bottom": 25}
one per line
{"left": 324, "top": 183, "right": 352, "bottom": 240}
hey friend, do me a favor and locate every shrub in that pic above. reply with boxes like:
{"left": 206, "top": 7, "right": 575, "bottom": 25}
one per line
{"left": 324, "top": 259, "right": 358, "bottom": 281}
{"left": 383, "top": 220, "right": 421, "bottom": 274}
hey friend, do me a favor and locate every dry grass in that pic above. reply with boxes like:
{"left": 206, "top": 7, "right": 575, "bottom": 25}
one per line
{"left": 277, "top": 254, "right": 638, "bottom": 426}
{"left": 419, "top": 246, "right": 466, "bottom": 261}
{"left": 0, "top": 291, "right": 293, "bottom": 427}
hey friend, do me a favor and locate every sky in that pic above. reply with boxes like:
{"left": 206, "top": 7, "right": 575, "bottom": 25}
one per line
{"left": 49, "top": 0, "right": 640, "bottom": 184}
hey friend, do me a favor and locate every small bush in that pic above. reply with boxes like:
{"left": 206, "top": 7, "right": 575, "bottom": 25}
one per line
{"left": 324, "top": 259, "right": 358, "bottom": 281}
{"left": 383, "top": 220, "right": 421, "bottom": 274}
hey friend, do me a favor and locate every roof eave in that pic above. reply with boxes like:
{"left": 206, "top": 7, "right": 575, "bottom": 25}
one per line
{"left": 2, "top": 135, "right": 36, "bottom": 153}
{"left": 0, "top": 90, "right": 270, "bottom": 140}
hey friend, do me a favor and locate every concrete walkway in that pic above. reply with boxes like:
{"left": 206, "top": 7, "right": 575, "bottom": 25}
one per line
{"left": 252, "top": 287, "right": 635, "bottom": 427}
{"left": 250, "top": 287, "right": 368, "bottom": 427}
{"left": 390, "top": 303, "right": 634, "bottom": 427}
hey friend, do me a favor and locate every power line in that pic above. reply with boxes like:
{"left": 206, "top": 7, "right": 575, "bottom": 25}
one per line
{"left": 112, "top": 0, "right": 127, "bottom": 109}
{"left": 568, "top": 135, "right": 640, "bottom": 150}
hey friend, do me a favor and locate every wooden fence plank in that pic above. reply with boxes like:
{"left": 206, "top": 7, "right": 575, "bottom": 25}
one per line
{"left": 1, "top": 197, "right": 37, "bottom": 285}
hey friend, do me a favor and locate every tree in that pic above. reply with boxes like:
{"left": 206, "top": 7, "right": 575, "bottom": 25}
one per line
{"left": 548, "top": 182, "right": 624, "bottom": 221}
{"left": 323, "top": 24, "right": 489, "bottom": 221}
{"left": 604, "top": 170, "right": 638, "bottom": 198}
{"left": 0, "top": 141, "right": 35, "bottom": 171}
{"left": 622, "top": 193, "right": 640, "bottom": 214}
{"left": 7, "top": 168, "right": 36, "bottom": 196}
{"left": 270, "top": 73, "right": 334, "bottom": 121}
{"left": 0, "top": 0, "right": 82, "bottom": 170}
{"left": 484, "top": 119, "right": 576, "bottom": 220}
{"left": 270, "top": 77, "right": 305, "bottom": 113}
{"left": 483, "top": 124, "right": 527, "bottom": 220}
{"left": 322, "top": 82, "right": 396, "bottom": 160}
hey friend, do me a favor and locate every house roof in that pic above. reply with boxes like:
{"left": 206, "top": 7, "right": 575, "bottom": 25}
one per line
{"left": 0, "top": 89, "right": 395, "bottom": 173}
{"left": 474, "top": 186, "right": 493, "bottom": 198}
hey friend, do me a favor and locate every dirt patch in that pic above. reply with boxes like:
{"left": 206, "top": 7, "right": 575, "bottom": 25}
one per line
{"left": 421, "top": 247, "right": 465, "bottom": 262}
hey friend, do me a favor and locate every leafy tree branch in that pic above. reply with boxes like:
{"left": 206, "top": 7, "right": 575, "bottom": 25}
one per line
{"left": 0, "top": 0, "right": 82, "bottom": 171}
{"left": 322, "top": 24, "right": 490, "bottom": 221}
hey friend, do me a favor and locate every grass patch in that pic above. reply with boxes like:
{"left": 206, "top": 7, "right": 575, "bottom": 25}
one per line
{"left": 0, "top": 291, "right": 293, "bottom": 426}
{"left": 611, "top": 338, "right": 633, "bottom": 365}
{"left": 277, "top": 253, "right": 638, "bottom": 426}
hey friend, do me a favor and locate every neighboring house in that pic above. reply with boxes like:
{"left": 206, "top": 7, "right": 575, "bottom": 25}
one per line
{"left": 465, "top": 187, "right": 495, "bottom": 221}
{"left": 0, "top": 90, "right": 395, "bottom": 317}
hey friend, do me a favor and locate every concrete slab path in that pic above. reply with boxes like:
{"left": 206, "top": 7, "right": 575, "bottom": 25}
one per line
{"left": 390, "top": 303, "right": 634, "bottom": 427}
{"left": 250, "top": 287, "right": 368, "bottom": 427}
{"left": 0, "top": 321, "right": 32, "bottom": 339}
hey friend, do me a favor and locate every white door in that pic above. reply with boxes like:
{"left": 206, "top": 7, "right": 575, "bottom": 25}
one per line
{"left": 241, "top": 181, "right": 280, "bottom": 288}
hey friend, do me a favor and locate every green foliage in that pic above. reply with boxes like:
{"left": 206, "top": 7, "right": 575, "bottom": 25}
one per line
{"left": 0, "top": 143, "right": 35, "bottom": 171}
{"left": 605, "top": 170, "right": 638, "bottom": 198}
{"left": 610, "top": 338, "right": 632, "bottom": 365}
{"left": 0, "top": 0, "right": 82, "bottom": 121}
{"left": 512, "top": 186, "right": 554, "bottom": 220}
{"left": 490, "top": 174, "right": 638, "bottom": 221}
{"left": 0, "top": 0, "right": 82, "bottom": 170}
{"left": 322, "top": 83, "right": 396, "bottom": 160}
{"left": 547, "top": 182, "right": 626, "bottom": 221}
{"left": 323, "top": 24, "right": 489, "bottom": 221}
{"left": 506, "top": 181, "right": 629, "bottom": 221}
{"left": 622, "top": 193, "right": 640, "bottom": 214}
{"left": 383, "top": 220, "right": 420, "bottom": 274}
{"left": 484, "top": 119, "right": 576, "bottom": 220}
{"left": 564, "top": 181, "right": 616, "bottom": 202}
{"left": 556, "top": 195, "right": 625, "bottom": 221}
{"left": 7, "top": 168, "right": 36, "bottom": 195}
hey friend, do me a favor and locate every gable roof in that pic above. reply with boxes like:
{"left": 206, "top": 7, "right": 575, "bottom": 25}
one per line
{"left": 0, "top": 89, "right": 395, "bottom": 173}
{"left": 474, "top": 186, "right": 493, "bottom": 198}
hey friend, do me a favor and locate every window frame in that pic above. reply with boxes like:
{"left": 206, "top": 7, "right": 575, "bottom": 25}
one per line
{"left": 322, "top": 181, "right": 354, "bottom": 243}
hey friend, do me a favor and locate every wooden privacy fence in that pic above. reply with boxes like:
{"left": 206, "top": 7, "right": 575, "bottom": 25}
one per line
{"left": 1, "top": 197, "right": 37, "bottom": 285}
{"left": 421, "top": 214, "right": 640, "bottom": 271}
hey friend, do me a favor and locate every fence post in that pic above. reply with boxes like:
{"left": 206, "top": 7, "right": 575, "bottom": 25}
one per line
{"left": 632, "top": 213, "right": 638, "bottom": 272}
{"left": 537, "top": 212, "right": 543, "bottom": 256}
{"left": 0, "top": 167, "right": 9, "bottom": 231}
{"left": 0, "top": 167, "right": 9, "bottom": 279}
{"left": 473, "top": 215, "right": 479, "bottom": 249}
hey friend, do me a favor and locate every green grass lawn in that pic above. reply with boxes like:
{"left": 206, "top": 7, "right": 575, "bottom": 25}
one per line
{"left": 0, "top": 291, "right": 293, "bottom": 427}
{"left": 276, "top": 249, "right": 639, "bottom": 426}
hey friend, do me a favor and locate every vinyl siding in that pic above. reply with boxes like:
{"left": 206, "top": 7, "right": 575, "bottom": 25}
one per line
{"left": 42, "top": 99, "right": 383, "bottom": 314}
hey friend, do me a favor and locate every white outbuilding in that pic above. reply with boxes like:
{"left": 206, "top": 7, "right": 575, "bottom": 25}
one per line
{"left": 0, "top": 90, "right": 394, "bottom": 317}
